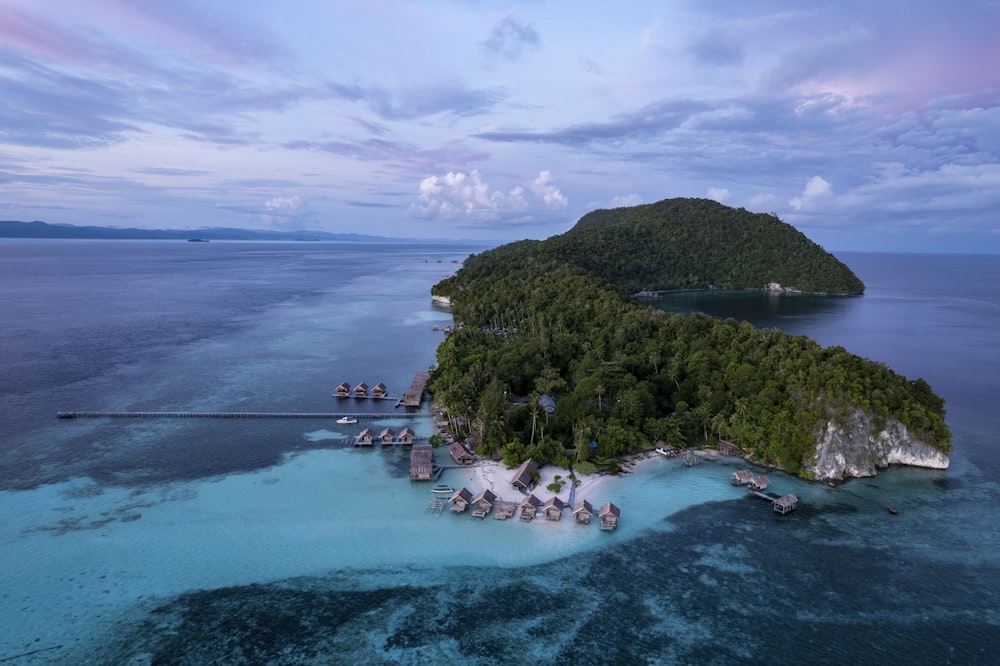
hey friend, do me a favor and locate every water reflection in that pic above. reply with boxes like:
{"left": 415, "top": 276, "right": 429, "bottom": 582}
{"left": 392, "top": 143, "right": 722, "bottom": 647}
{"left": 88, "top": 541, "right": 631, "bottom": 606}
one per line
{"left": 651, "top": 289, "right": 855, "bottom": 332}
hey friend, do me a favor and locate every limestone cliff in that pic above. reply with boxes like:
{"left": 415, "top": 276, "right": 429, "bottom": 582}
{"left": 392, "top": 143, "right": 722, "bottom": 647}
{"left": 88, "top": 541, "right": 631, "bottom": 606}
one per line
{"left": 805, "top": 409, "right": 950, "bottom": 481}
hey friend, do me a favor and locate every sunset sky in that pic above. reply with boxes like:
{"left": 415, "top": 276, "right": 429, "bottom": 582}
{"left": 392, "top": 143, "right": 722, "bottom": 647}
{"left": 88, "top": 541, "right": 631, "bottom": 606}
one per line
{"left": 2, "top": 0, "right": 999, "bottom": 251}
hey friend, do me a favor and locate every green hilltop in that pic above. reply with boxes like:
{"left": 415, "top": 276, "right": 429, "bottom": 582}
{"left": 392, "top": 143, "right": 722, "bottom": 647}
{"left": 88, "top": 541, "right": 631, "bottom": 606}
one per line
{"left": 429, "top": 198, "right": 948, "bottom": 479}
{"left": 548, "top": 198, "right": 865, "bottom": 294}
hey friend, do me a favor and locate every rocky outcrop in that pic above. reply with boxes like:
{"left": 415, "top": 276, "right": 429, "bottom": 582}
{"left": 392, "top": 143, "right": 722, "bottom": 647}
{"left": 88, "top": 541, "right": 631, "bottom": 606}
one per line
{"left": 431, "top": 294, "right": 452, "bottom": 307}
{"left": 805, "top": 409, "right": 949, "bottom": 481}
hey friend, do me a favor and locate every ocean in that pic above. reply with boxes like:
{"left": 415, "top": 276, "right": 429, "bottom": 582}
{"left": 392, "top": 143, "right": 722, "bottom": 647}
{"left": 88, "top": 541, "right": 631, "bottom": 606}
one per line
{"left": 1, "top": 241, "right": 997, "bottom": 664}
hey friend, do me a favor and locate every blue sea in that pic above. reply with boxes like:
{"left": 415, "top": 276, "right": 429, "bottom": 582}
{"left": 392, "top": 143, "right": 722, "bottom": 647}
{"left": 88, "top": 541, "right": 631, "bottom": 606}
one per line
{"left": 1, "top": 241, "right": 998, "bottom": 665}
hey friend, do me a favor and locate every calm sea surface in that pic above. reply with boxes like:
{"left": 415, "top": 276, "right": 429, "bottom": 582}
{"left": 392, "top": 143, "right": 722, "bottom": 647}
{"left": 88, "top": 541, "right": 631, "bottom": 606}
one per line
{"left": 1, "top": 242, "right": 998, "bottom": 664}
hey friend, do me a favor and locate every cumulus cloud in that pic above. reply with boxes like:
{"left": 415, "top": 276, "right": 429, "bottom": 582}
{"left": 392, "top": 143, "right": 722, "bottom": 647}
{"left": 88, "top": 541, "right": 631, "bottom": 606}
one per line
{"left": 262, "top": 195, "right": 304, "bottom": 227}
{"left": 612, "top": 193, "right": 644, "bottom": 208}
{"left": 482, "top": 16, "right": 540, "bottom": 61}
{"left": 408, "top": 169, "right": 566, "bottom": 225}
{"left": 707, "top": 187, "right": 732, "bottom": 203}
{"left": 789, "top": 176, "right": 833, "bottom": 210}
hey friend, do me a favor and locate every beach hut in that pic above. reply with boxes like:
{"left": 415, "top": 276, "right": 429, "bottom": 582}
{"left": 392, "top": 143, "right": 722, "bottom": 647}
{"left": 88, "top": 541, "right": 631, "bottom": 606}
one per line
{"left": 354, "top": 382, "right": 369, "bottom": 397}
{"left": 543, "top": 496, "right": 565, "bottom": 521}
{"left": 450, "top": 487, "right": 472, "bottom": 513}
{"left": 449, "top": 442, "right": 474, "bottom": 465}
{"left": 409, "top": 444, "right": 433, "bottom": 481}
{"left": 379, "top": 427, "right": 396, "bottom": 443}
{"left": 774, "top": 493, "right": 799, "bottom": 514}
{"left": 471, "top": 489, "right": 497, "bottom": 518}
{"left": 510, "top": 458, "right": 539, "bottom": 491}
{"left": 519, "top": 494, "right": 541, "bottom": 521}
{"left": 599, "top": 502, "right": 621, "bottom": 531}
{"left": 371, "top": 382, "right": 388, "bottom": 398}
{"left": 357, "top": 427, "right": 375, "bottom": 446}
{"left": 573, "top": 499, "right": 594, "bottom": 525}
{"left": 398, "top": 427, "right": 415, "bottom": 444}
{"left": 731, "top": 469, "right": 754, "bottom": 485}
{"left": 494, "top": 500, "right": 516, "bottom": 520}
{"left": 749, "top": 475, "right": 770, "bottom": 491}
{"left": 334, "top": 381, "right": 351, "bottom": 397}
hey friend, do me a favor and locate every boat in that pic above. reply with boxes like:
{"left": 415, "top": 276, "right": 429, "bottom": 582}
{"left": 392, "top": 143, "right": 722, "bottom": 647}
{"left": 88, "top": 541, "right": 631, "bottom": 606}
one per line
{"left": 431, "top": 484, "right": 455, "bottom": 495}
{"left": 336, "top": 416, "right": 358, "bottom": 424}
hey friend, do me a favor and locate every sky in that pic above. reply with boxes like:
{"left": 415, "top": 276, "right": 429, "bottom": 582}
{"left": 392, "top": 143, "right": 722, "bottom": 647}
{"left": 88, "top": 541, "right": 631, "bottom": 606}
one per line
{"left": 1, "top": 0, "right": 999, "bottom": 252}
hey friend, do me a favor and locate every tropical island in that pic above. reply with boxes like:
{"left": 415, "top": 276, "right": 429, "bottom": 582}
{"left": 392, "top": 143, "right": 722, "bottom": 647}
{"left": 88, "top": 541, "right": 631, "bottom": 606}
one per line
{"left": 427, "top": 197, "right": 951, "bottom": 482}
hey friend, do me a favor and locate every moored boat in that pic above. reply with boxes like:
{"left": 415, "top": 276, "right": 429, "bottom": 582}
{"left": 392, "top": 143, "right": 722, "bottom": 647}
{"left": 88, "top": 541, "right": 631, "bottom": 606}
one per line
{"left": 336, "top": 416, "right": 358, "bottom": 424}
{"left": 431, "top": 484, "right": 455, "bottom": 495}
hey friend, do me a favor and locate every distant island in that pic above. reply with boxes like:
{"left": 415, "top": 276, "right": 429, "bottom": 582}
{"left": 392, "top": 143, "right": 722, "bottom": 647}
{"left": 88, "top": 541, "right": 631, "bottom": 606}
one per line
{"left": 0, "top": 220, "right": 395, "bottom": 243}
{"left": 428, "top": 198, "right": 949, "bottom": 482}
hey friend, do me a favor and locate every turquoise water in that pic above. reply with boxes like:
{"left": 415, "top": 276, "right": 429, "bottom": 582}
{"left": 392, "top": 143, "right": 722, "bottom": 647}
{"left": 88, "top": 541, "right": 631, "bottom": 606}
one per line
{"left": 1, "top": 242, "right": 997, "bottom": 664}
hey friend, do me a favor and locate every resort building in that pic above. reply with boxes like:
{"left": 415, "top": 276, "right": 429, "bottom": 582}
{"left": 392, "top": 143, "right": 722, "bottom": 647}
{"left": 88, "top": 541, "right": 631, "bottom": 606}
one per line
{"left": 731, "top": 470, "right": 754, "bottom": 485}
{"left": 450, "top": 488, "right": 472, "bottom": 513}
{"left": 334, "top": 381, "right": 351, "bottom": 396}
{"left": 773, "top": 494, "right": 799, "bottom": 514}
{"left": 398, "top": 427, "right": 415, "bottom": 444}
{"left": 371, "top": 382, "right": 388, "bottom": 398}
{"left": 749, "top": 475, "right": 770, "bottom": 491}
{"left": 354, "top": 382, "right": 369, "bottom": 397}
{"left": 449, "top": 442, "right": 474, "bottom": 465}
{"left": 471, "top": 489, "right": 497, "bottom": 518}
{"left": 357, "top": 427, "right": 375, "bottom": 446}
{"left": 519, "top": 494, "right": 541, "bottom": 521}
{"left": 599, "top": 502, "right": 621, "bottom": 531}
{"left": 573, "top": 499, "right": 594, "bottom": 525}
{"left": 379, "top": 427, "right": 396, "bottom": 443}
{"left": 409, "top": 444, "right": 434, "bottom": 481}
{"left": 543, "top": 496, "right": 565, "bottom": 521}
{"left": 510, "top": 459, "right": 539, "bottom": 491}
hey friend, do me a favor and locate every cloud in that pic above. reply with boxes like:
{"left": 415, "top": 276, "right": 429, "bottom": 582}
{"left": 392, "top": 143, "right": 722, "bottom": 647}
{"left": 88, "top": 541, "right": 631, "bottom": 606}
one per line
{"left": 688, "top": 30, "right": 745, "bottom": 67}
{"left": 327, "top": 81, "right": 507, "bottom": 121}
{"left": 482, "top": 16, "right": 541, "bottom": 61}
{"left": 612, "top": 193, "right": 644, "bottom": 208}
{"left": 261, "top": 195, "right": 307, "bottom": 228}
{"left": 707, "top": 187, "right": 732, "bottom": 203}
{"left": 789, "top": 176, "right": 833, "bottom": 210}
{"left": 407, "top": 169, "right": 568, "bottom": 226}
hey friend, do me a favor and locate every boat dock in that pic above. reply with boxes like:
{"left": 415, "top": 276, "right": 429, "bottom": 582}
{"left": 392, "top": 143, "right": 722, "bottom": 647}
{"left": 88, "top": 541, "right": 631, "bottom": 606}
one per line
{"left": 57, "top": 411, "right": 429, "bottom": 421}
{"left": 400, "top": 371, "right": 430, "bottom": 407}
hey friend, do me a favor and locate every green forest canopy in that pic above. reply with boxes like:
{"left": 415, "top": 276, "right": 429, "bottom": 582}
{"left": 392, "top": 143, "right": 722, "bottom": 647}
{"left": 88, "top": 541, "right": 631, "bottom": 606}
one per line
{"left": 428, "top": 198, "right": 948, "bottom": 478}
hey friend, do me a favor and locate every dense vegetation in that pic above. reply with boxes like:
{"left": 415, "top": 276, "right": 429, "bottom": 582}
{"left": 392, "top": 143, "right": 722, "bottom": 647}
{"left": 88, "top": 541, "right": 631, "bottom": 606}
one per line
{"left": 428, "top": 200, "right": 949, "bottom": 477}
{"left": 547, "top": 198, "right": 865, "bottom": 294}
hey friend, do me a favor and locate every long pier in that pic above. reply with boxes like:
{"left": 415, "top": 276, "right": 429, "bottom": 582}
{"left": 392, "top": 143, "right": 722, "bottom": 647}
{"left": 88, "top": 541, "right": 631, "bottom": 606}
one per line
{"left": 57, "top": 411, "right": 428, "bottom": 421}
{"left": 402, "top": 371, "right": 430, "bottom": 408}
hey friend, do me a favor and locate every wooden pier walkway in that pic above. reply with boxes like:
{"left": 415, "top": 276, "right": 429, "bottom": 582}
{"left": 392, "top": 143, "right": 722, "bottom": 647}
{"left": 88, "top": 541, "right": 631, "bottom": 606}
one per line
{"left": 57, "top": 411, "right": 429, "bottom": 421}
{"left": 401, "top": 371, "right": 430, "bottom": 408}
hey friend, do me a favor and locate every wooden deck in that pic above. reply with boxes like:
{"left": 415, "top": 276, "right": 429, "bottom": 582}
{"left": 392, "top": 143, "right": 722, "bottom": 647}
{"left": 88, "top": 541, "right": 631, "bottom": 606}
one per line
{"left": 401, "top": 371, "right": 430, "bottom": 407}
{"left": 58, "top": 411, "right": 428, "bottom": 421}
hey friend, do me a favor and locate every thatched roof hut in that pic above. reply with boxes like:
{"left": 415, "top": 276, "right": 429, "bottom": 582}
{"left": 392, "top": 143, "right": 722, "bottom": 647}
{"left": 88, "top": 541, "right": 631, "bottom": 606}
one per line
{"left": 749, "top": 475, "right": 770, "bottom": 491}
{"left": 510, "top": 458, "right": 539, "bottom": 490}
{"left": 334, "top": 381, "right": 351, "bottom": 396}
{"left": 357, "top": 427, "right": 375, "bottom": 445}
{"left": 599, "top": 502, "right": 620, "bottom": 531}
{"left": 409, "top": 444, "right": 433, "bottom": 481}
{"left": 450, "top": 487, "right": 472, "bottom": 512}
{"left": 449, "top": 442, "right": 474, "bottom": 465}
{"left": 472, "top": 488, "right": 497, "bottom": 518}
{"left": 398, "top": 427, "right": 415, "bottom": 444}
{"left": 573, "top": 499, "right": 594, "bottom": 524}
{"left": 519, "top": 494, "right": 541, "bottom": 521}
{"left": 543, "top": 496, "right": 565, "bottom": 521}
{"left": 731, "top": 469, "right": 754, "bottom": 485}
{"left": 773, "top": 493, "right": 799, "bottom": 514}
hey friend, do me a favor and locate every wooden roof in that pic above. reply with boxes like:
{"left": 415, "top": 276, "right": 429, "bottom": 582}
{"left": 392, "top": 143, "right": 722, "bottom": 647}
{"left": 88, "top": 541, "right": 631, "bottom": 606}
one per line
{"left": 410, "top": 444, "right": 433, "bottom": 464}
{"left": 542, "top": 496, "right": 565, "bottom": 511}
{"left": 358, "top": 427, "right": 374, "bottom": 438}
{"left": 510, "top": 458, "right": 539, "bottom": 488}
{"left": 520, "top": 494, "right": 541, "bottom": 509}
{"left": 399, "top": 426, "right": 415, "bottom": 438}
{"left": 380, "top": 427, "right": 396, "bottom": 438}
{"left": 598, "top": 502, "right": 620, "bottom": 518}
{"left": 573, "top": 499, "right": 594, "bottom": 516}
{"left": 472, "top": 488, "right": 497, "bottom": 505}
{"left": 774, "top": 493, "right": 798, "bottom": 507}
{"left": 450, "top": 487, "right": 472, "bottom": 503}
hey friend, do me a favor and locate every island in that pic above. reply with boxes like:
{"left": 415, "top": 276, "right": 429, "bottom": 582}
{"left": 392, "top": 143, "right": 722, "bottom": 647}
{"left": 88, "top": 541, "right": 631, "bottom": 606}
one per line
{"left": 427, "top": 197, "right": 950, "bottom": 482}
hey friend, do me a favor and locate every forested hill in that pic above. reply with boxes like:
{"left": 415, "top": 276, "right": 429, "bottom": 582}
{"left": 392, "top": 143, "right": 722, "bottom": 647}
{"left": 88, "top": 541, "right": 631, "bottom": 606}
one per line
{"left": 545, "top": 198, "right": 864, "bottom": 295}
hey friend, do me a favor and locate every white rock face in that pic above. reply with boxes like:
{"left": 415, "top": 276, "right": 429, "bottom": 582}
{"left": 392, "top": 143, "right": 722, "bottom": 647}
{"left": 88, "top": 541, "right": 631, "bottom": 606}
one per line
{"left": 431, "top": 294, "right": 452, "bottom": 307}
{"left": 805, "top": 409, "right": 949, "bottom": 481}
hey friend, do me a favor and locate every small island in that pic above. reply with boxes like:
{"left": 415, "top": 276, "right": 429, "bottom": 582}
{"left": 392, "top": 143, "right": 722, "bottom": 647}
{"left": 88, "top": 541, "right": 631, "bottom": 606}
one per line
{"left": 427, "top": 198, "right": 950, "bottom": 482}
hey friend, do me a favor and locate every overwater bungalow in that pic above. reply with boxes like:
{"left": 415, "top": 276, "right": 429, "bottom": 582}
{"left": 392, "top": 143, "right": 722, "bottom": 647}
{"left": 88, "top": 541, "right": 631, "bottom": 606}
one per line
{"left": 494, "top": 500, "right": 517, "bottom": 520}
{"left": 357, "top": 427, "right": 375, "bottom": 446}
{"left": 354, "top": 382, "right": 369, "bottom": 397}
{"left": 599, "top": 502, "right": 621, "bottom": 531}
{"left": 749, "top": 475, "right": 770, "bottom": 491}
{"left": 371, "top": 382, "right": 388, "bottom": 398}
{"left": 773, "top": 493, "right": 799, "bottom": 514}
{"left": 449, "top": 442, "right": 474, "bottom": 465}
{"left": 450, "top": 487, "right": 472, "bottom": 513}
{"left": 718, "top": 439, "right": 740, "bottom": 456}
{"left": 519, "top": 494, "right": 541, "bottom": 521}
{"left": 398, "top": 427, "right": 415, "bottom": 444}
{"left": 379, "top": 427, "right": 396, "bottom": 443}
{"left": 573, "top": 499, "right": 594, "bottom": 525}
{"left": 510, "top": 458, "right": 539, "bottom": 491}
{"left": 543, "top": 496, "right": 565, "bottom": 521}
{"left": 731, "top": 469, "right": 754, "bottom": 485}
{"left": 471, "top": 489, "right": 497, "bottom": 518}
{"left": 334, "top": 381, "right": 351, "bottom": 397}
{"left": 410, "top": 444, "right": 433, "bottom": 481}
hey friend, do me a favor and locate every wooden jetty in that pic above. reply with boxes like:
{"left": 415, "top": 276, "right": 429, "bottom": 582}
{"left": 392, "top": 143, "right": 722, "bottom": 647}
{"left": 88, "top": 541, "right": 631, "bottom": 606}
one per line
{"left": 750, "top": 490, "right": 799, "bottom": 514}
{"left": 401, "top": 371, "right": 429, "bottom": 408}
{"left": 58, "top": 411, "right": 427, "bottom": 421}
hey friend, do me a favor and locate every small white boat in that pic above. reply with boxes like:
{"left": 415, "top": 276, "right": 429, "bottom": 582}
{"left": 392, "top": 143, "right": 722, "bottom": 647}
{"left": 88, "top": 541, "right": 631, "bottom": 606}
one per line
{"left": 431, "top": 484, "right": 455, "bottom": 495}
{"left": 336, "top": 416, "right": 358, "bottom": 425}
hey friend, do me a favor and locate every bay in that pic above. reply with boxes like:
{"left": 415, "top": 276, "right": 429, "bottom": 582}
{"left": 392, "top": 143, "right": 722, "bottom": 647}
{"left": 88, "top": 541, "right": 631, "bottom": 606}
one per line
{"left": 1, "top": 241, "right": 997, "bottom": 664}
